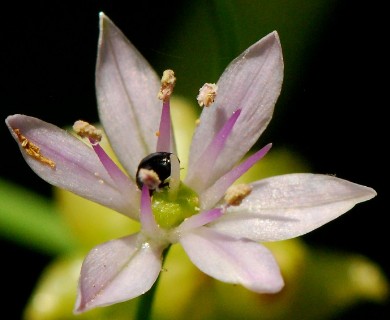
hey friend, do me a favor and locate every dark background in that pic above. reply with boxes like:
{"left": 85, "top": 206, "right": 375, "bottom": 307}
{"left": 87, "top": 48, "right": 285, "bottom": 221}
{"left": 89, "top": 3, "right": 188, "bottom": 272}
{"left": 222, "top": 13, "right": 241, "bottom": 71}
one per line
{"left": 1, "top": 1, "right": 387, "bottom": 319}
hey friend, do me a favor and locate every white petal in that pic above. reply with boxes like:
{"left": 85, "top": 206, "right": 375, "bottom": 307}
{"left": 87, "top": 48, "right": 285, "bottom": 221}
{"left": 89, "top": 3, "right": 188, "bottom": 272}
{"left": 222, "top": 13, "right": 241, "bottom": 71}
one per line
{"left": 75, "top": 234, "right": 164, "bottom": 313}
{"left": 180, "top": 227, "right": 284, "bottom": 293}
{"left": 210, "top": 173, "right": 377, "bottom": 241}
{"left": 186, "top": 32, "right": 283, "bottom": 188}
{"left": 6, "top": 114, "right": 139, "bottom": 218}
{"left": 96, "top": 13, "right": 162, "bottom": 179}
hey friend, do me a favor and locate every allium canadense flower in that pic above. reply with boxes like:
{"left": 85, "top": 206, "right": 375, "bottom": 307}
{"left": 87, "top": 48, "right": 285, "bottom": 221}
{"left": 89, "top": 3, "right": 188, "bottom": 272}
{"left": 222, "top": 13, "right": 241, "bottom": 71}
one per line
{"left": 5, "top": 13, "right": 376, "bottom": 314}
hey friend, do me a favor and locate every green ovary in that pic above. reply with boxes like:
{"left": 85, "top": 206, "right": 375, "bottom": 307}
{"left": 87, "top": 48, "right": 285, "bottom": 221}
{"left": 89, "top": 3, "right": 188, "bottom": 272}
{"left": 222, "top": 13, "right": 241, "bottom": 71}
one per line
{"left": 151, "top": 183, "right": 199, "bottom": 229}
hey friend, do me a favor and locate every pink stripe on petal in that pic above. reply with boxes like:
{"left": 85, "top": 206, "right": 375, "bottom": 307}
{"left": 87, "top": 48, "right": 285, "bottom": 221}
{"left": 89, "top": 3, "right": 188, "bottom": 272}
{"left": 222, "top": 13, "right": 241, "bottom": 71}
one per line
{"left": 200, "top": 143, "right": 272, "bottom": 210}
{"left": 185, "top": 109, "right": 241, "bottom": 192}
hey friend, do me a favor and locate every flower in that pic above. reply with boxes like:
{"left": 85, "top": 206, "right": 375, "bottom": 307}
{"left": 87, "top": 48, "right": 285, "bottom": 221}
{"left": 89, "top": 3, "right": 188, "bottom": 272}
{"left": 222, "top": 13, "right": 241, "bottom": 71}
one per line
{"left": 5, "top": 12, "right": 376, "bottom": 314}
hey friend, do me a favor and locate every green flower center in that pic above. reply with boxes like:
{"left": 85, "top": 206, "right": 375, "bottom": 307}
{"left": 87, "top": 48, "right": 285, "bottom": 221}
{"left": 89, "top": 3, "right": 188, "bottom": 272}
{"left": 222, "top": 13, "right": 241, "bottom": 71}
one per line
{"left": 151, "top": 183, "right": 199, "bottom": 229}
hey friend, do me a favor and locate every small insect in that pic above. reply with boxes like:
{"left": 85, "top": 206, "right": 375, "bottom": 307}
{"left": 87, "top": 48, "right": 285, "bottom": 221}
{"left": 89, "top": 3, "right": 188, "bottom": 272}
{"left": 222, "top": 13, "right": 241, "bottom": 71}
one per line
{"left": 136, "top": 152, "right": 176, "bottom": 191}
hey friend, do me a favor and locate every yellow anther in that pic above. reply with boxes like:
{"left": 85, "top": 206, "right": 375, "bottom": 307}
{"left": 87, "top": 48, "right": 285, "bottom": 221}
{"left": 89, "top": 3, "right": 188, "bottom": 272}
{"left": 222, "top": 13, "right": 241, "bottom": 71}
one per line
{"left": 158, "top": 69, "right": 176, "bottom": 101}
{"left": 197, "top": 83, "right": 218, "bottom": 107}
{"left": 13, "top": 128, "right": 56, "bottom": 168}
{"left": 224, "top": 184, "right": 252, "bottom": 206}
{"left": 73, "top": 120, "right": 102, "bottom": 142}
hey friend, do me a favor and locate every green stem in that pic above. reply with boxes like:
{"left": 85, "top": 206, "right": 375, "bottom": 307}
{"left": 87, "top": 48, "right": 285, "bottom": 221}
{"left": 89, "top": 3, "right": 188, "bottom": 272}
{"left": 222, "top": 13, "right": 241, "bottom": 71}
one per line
{"left": 135, "top": 246, "right": 171, "bottom": 320}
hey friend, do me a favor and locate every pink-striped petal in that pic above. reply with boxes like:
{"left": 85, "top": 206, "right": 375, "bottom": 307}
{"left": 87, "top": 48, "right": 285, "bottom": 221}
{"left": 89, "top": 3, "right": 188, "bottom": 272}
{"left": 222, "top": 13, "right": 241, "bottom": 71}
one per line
{"left": 75, "top": 234, "right": 164, "bottom": 313}
{"left": 6, "top": 114, "right": 140, "bottom": 218}
{"left": 187, "top": 32, "right": 283, "bottom": 186}
{"left": 96, "top": 13, "right": 162, "bottom": 180}
{"left": 180, "top": 227, "right": 283, "bottom": 293}
{"left": 210, "top": 173, "right": 377, "bottom": 241}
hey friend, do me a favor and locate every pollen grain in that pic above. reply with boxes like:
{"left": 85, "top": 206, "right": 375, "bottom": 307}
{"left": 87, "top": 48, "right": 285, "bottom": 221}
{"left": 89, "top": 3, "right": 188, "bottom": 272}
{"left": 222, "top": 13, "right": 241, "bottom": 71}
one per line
{"left": 224, "top": 184, "right": 252, "bottom": 206}
{"left": 13, "top": 128, "right": 56, "bottom": 168}
{"left": 73, "top": 120, "right": 102, "bottom": 142}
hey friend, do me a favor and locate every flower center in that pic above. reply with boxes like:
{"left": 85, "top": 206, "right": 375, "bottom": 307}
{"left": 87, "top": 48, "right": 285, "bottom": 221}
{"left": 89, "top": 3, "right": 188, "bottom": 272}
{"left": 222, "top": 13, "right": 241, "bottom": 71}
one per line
{"left": 136, "top": 152, "right": 200, "bottom": 229}
{"left": 151, "top": 182, "right": 199, "bottom": 229}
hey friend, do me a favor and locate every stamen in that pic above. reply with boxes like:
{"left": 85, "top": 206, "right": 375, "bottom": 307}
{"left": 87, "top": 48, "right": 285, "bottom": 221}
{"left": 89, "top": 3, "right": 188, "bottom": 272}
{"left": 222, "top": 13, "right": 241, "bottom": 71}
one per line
{"left": 73, "top": 120, "right": 102, "bottom": 142}
{"left": 73, "top": 120, "right": 135, "bottom": 194}
{"left": 158, "top": 69, "right": 176, "bottom": 101}
{"left": 140, "top": 185, "right": 159, "bottom": 234}
{"left": 13, "top": 128, "right": 56, "bottom": 168}
{"left": 156, "top": 70, "right": 176, "bottom": 153}
{"left": 91, "top": 142, "right": 134, "bottom": 191}
{"left": 224, "top": 184, "right": 252, "bottom": 206}
{"left": 168, "top": 154, "right": 180, "bottom": 199}
{"left": 138, "top": 168, "right": 161, "bottom": 191}
{"left": 156, "top": 100, "right": 172, "bottom": 152}
{"left": 197, "top": 83, "right": 218, "bottom": 107}
{"left": 200, "top": 143, "right": 272, "bottom": 209}
{"left": 185, "top": 109, "right": 241, "bottom": 190}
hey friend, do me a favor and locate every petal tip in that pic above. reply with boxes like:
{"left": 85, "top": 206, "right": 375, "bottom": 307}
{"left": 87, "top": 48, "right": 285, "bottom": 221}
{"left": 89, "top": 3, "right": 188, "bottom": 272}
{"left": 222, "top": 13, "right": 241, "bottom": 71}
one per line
{"left": 98, "top": 12, "right": 116, "bottom": 39}
{"left": 73, "top": 290, "right": 86, "bottom": 314}
{"left": 99, "top": 11, "right": 109, "bottom": 24}
{"left": 263, "top": 30, "right": 283, "bottom": 64}
{"left": 270, "top": 30, "right": 279, "bottom": 40}
{"left": 5, "top": 114, "right": 21, "bottom": 126}
{"left": 366, "top": 186, "right": 377, "bottom": 200}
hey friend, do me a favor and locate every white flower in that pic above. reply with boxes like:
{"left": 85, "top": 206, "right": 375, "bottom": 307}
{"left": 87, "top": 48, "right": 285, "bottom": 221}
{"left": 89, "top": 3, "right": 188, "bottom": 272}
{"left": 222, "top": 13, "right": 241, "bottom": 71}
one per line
{"left": 5, "top": 12, "right": 376, "bottom": 313}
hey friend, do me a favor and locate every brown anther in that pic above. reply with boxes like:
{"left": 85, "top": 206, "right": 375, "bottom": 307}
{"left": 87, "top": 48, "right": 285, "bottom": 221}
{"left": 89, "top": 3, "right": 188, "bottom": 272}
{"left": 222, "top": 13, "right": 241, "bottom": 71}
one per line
{"left": 197, "top": 83, "right": 218, "bottom": 107}
{"left": 224, "top": 184, "right": 252, "bottom": 206}
{"left": 13, "top": 128, "right": 56, "bottom": 168}
{"left": 155, "top": 131, "right": 160, "bottom": 137}
{"left": 73, "top": 120, "right": 102, "bottom": 142}
{"left": 195, "top": 119, "right": 201, "bottom": 126}
{"left": 138, "top": 168, "right": 161, "bottom": 190}
{"left": 158, "top": 69, "right": 176, "bottom": 101}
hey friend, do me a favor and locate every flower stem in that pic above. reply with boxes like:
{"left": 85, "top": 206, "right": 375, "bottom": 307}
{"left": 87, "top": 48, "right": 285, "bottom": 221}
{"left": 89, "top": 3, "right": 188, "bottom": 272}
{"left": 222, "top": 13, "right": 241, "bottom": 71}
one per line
{"left": 135, "top": 246, "right": 171, "bottom": 320}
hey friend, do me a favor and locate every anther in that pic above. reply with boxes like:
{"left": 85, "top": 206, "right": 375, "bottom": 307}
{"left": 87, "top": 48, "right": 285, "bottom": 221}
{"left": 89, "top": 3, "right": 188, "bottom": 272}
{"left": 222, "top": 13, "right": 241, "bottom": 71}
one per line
{"left": 197, "top": 83, "right": 218, "bottom": 107}
{"left": 13, "top": 128, "right": 56, "bottom": 168}
{"left": 73, "top": 120, "right": 102, "bottom": 142}
{"left": 158, "top": 69, "right": 176, "bottom": 101}
{"left": 137, "top": 168, "right": 161, "bottom": 191}
{"left": 224, "top": 184, "right": 252, "bottom": 206}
